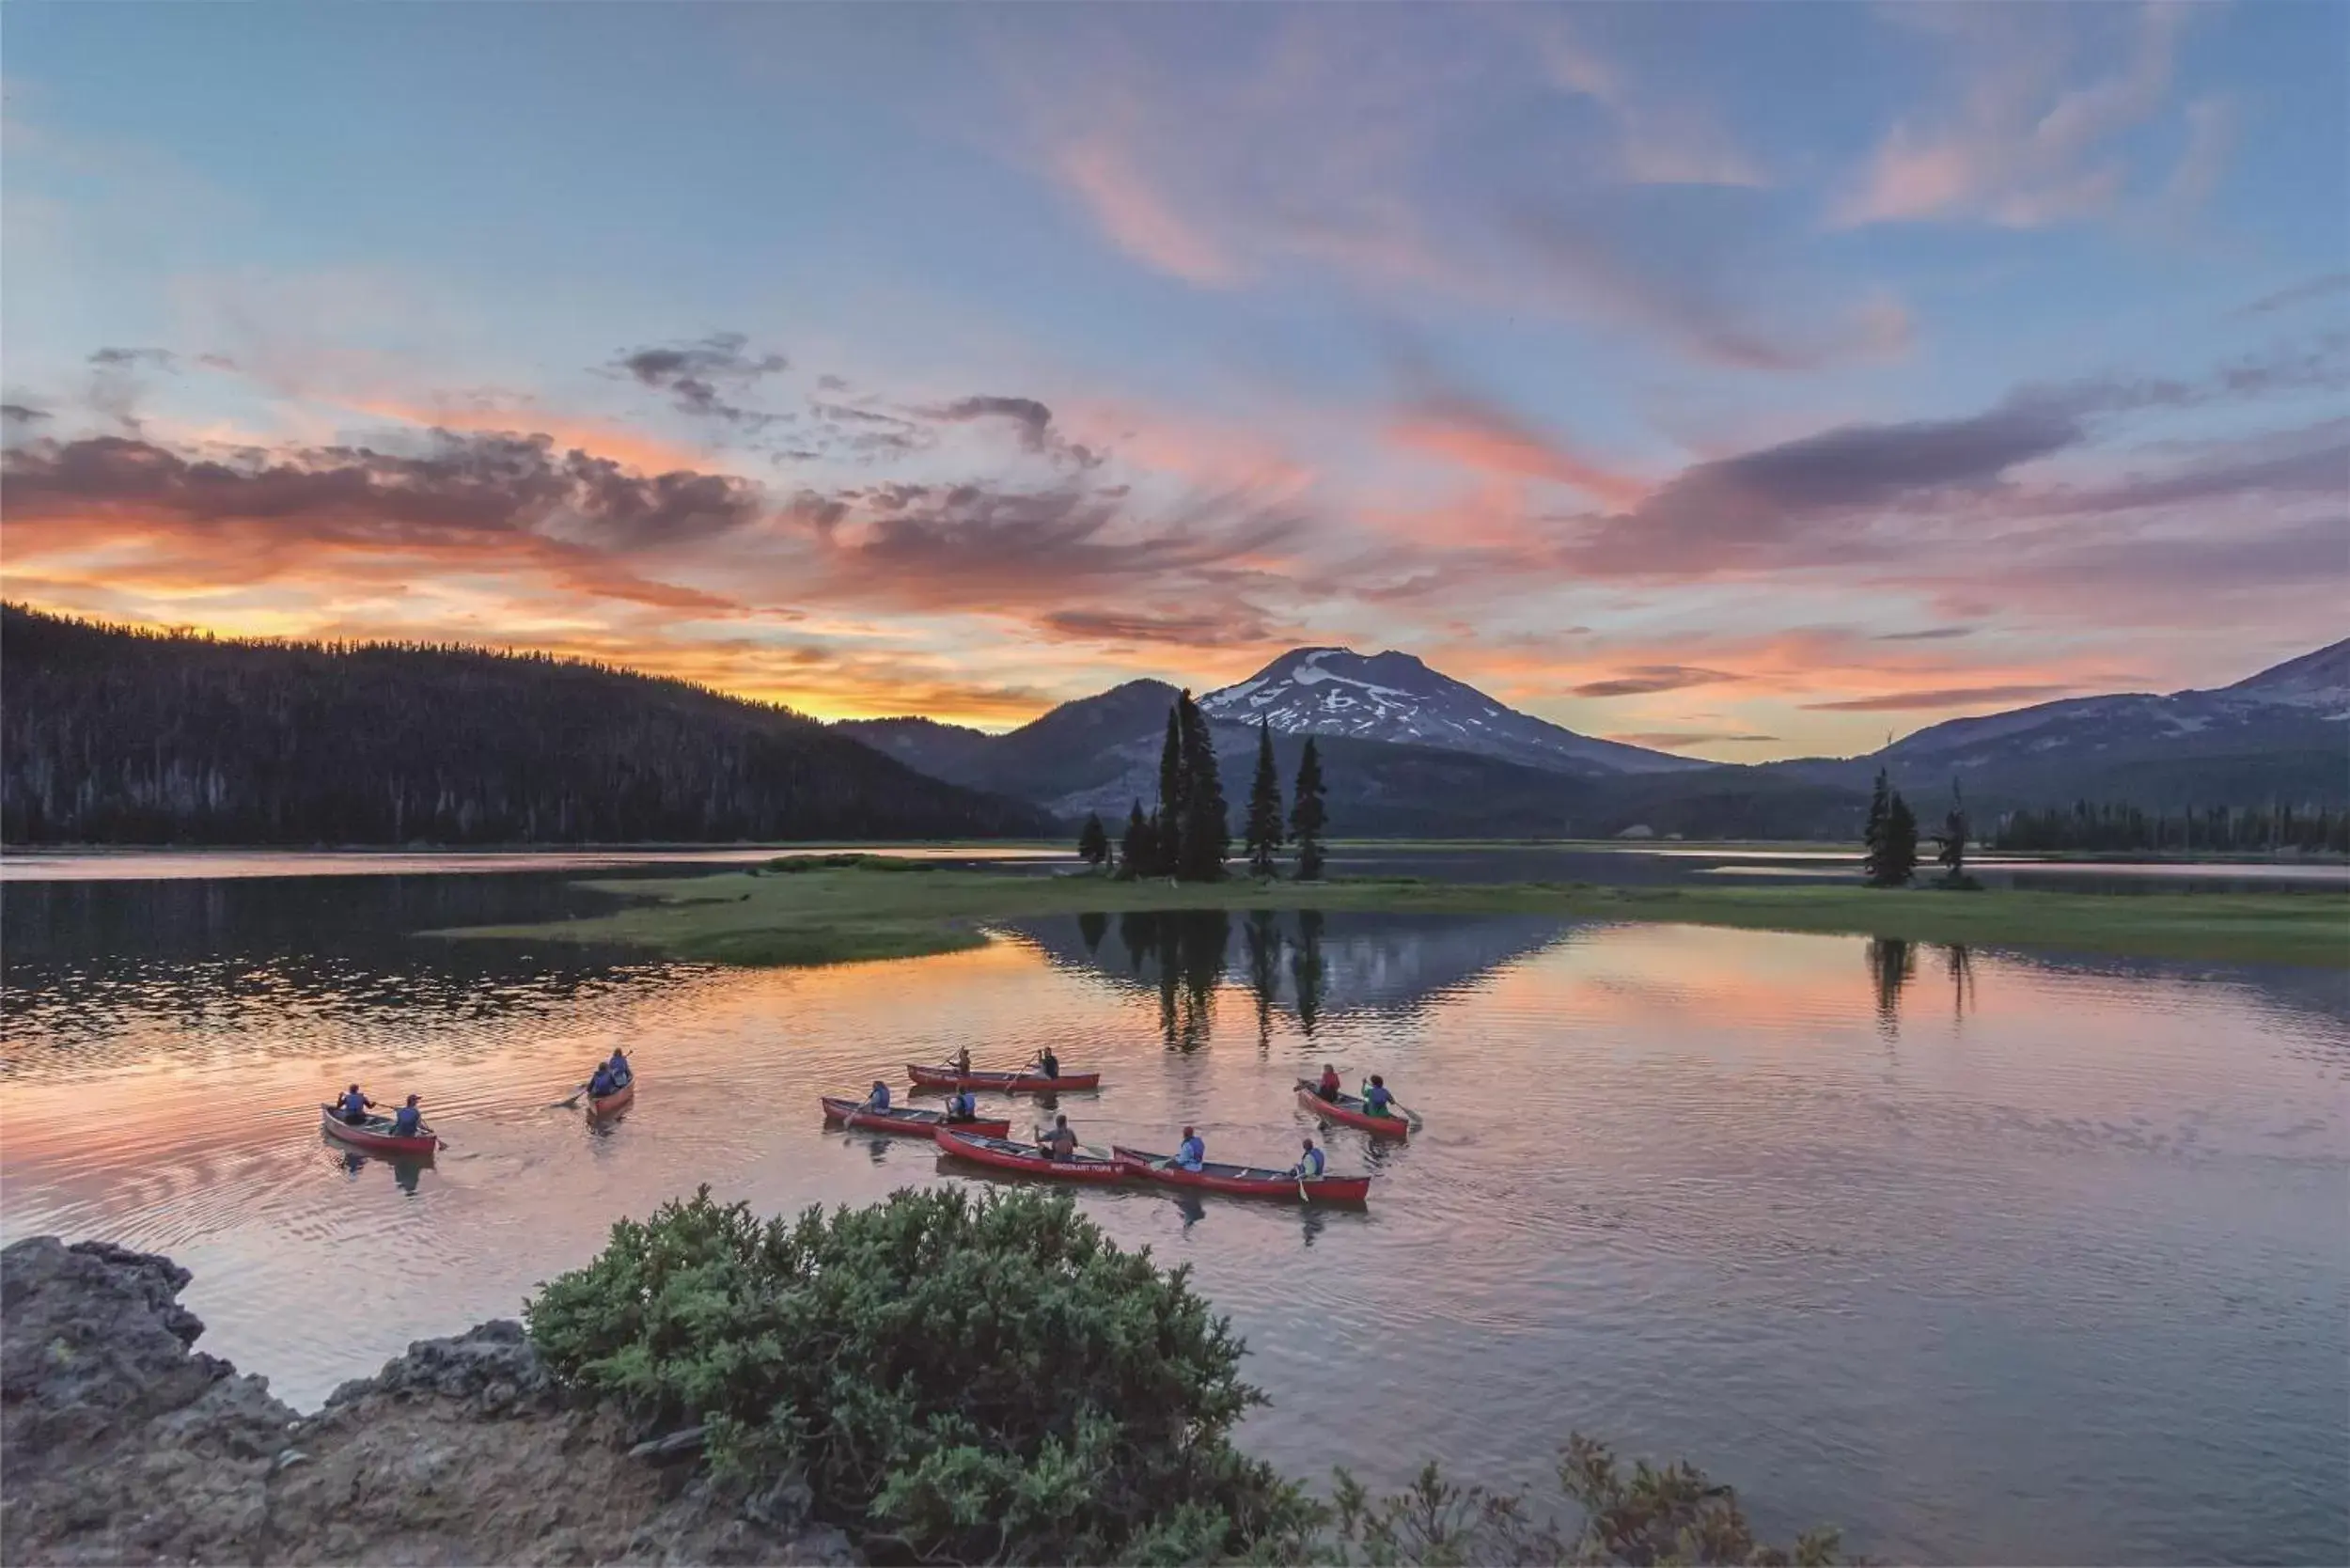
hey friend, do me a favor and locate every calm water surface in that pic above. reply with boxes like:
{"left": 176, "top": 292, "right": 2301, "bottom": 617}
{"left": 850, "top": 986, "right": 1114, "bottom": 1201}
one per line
{"left": 3, "top": 873, "right": 2344, "bottom": 1564}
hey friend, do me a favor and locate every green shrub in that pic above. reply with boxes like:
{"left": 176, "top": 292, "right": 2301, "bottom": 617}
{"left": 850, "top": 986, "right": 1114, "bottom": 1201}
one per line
{"left": 525, "top": 1185, "right": 1308, "bottom": 1564}
{"left": 1253, "top": 1437, "right": 1842, "bottom": 1566}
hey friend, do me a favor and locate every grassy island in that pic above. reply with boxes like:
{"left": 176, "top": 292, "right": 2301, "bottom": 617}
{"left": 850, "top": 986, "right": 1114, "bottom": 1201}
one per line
{"left": 443, "top": 855, "right": 2348, "bottom": 968}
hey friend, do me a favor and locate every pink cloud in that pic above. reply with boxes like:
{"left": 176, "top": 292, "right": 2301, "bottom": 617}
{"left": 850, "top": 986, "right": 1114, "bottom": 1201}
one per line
{"left": 1834, "top": 3, "right": 2207, "bottom": 228}
{"left": 1386, "top": 386, "right": 1648, "bottom": 509}
{"left": 1051, "top": 137, "right": 1239, "bottom": 287}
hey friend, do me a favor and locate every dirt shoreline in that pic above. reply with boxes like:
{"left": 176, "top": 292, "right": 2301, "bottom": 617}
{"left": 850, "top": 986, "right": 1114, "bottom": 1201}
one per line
{"left": 0, "top": 1236, "right": 856, "bottom": 1567}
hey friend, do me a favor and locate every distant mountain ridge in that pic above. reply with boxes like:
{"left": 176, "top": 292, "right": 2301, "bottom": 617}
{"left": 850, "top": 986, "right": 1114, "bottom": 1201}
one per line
{"left": 1197, "top": 647, "right": 1700, "bottom": 776}
{"left": 838, "top": 636, "right": 2346, "bottom": 837}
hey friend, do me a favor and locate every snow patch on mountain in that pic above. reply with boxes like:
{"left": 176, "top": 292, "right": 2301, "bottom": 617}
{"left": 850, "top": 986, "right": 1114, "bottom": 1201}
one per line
{"left": 1197, "top": 647, "right": 1700, "bottom": 776}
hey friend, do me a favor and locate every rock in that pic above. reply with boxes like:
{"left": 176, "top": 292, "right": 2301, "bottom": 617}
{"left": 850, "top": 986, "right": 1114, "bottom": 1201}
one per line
{"left": 0, "top": 1235, "right": 862, "bottom": 1566}
{"left": 630, "top": 1425, "right": 710, "bottom": 1465}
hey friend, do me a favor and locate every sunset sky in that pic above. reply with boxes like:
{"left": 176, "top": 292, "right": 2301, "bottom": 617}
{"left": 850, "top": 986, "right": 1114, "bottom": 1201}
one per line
{"left": 3, "top": 3, "right": 2343, "bottom": 759}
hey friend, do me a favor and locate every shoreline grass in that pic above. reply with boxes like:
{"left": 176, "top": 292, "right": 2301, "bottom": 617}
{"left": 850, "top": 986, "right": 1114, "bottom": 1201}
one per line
{"left": 435, "top": 862, "right": 2349, "bottom": 969}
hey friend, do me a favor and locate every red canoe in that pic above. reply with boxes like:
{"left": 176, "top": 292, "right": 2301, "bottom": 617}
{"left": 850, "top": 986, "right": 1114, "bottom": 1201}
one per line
{"left": 821, "top": 1096, "right": 1010, "bottom": 1140}
{"left": 1113, "top": 1146, "right": 1372, "bottom": 1204}
{"left": 906, "top": 1063, "right": 1101, "bottom": 1093}
{"left": 1294, "top": 1082, "right": 1410, "bottom": 1139}
{"left": 320, "top": 1105, "right": 440, "bottom": 1156}
{"left": 934, "top": 1127, "right": 1124, "bottom": 1182}
{"left": 589, "top": 1079, "right": 635, "bottom": 1117}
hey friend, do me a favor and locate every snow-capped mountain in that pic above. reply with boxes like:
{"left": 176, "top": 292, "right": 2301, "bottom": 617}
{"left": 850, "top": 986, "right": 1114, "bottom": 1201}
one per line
{"left": 1197, "top": 647, "right": 1700, "bottom": 776}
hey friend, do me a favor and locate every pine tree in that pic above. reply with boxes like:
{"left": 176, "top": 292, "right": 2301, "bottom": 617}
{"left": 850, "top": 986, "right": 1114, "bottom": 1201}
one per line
{"left": 1861, "top": 767, "right": 1890, "bottom": 875}
{"left": 1290, "top": 735, "right": 1326, "bottom": 880}
{"left": 1867, "top": 789, "right": 1920, "bottom": 886}
{"left": 1935, "top": 779, "right": 1969, "bottom": 886}
{"left": 1156, "top": 706, "right": 1187, "bottom": 877}
{"left": 1118, "top": 799, "right": 1151, "bottom": 880}
{"left": 1077, "top": 811, "right": 1108, "bottom": 870}
{"left": 1176, "top": 689, "right": 1229, "bottom": 880}
{"left": 1244, "top": 720, "right": 1284, "bottom": 878}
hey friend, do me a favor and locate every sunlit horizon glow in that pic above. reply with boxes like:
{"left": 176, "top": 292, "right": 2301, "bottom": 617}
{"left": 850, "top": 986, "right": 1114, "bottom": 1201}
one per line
{"left": 3, "top": 5, "right": 2343, "bottom": 756}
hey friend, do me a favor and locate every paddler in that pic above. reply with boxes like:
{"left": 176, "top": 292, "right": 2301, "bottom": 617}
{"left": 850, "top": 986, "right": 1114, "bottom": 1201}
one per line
{"left": 1175, "top": 1125, "right": 1206, "bottom": 1171}
{"left": 337, "top": 1084, "right": 377, "bottom": 1124}
{"left": 1362, "top": 1074, "right": 1399, "bottom": 1121}
{"left": 952, "top": 1045, "right": 973, "bottom": 1077}
{"left": 866, "top": 1078, "right": 892, "bottom": 1113}
{"left": 1315, "top": 1062, "right": 1341, "bottom": 1101}
{"left": 1038, "top": 1113, "right": 1078, "bottom": 1162}
{"left": 1036, "top": 1047, "right": 1060, "bottom": 1081}
{"left": 588, "top": 1062, "right": 617, "bottom": 1100}
{"left": 603, "top": 1048, "right": 632, "bottom": 1089}
{"left": 391, "top": 1093, "right": 426, "bottom": 1137}
{"left": 1290, "top": 1137, "right": 1326, "bottom": 1180}
{"left": 946, "top": 1086, "right": 979, "bottom": 1123}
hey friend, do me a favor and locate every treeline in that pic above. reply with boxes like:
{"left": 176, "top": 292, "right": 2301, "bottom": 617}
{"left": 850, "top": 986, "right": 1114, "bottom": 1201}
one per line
{"left": 0, "top": 604, "right": 1055, "bottom": 845}
{"left": 1077, "top": 695, "right": 1329, "bottom": 881}
{"left": 1991, "top": 799, "right": 2350, "bottom": 855}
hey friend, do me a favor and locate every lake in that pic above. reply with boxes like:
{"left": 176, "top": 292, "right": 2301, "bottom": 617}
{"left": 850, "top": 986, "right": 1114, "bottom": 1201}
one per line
{"left": 2, "top": 868, "right": 2345, "bottom": 1563}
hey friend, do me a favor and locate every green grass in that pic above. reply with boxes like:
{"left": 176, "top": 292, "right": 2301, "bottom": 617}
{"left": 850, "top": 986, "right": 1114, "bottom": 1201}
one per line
{"left": 437, "top": 863, "right": 2349, "bottom": 969}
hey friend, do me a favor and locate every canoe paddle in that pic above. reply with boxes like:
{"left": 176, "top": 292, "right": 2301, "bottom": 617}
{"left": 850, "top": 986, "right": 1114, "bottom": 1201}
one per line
{"left": 842, "top": 1095, "right": 878, "bottom": 1132}
{"left": 546, "top": 1082, "right": 591, "bottom": 1110}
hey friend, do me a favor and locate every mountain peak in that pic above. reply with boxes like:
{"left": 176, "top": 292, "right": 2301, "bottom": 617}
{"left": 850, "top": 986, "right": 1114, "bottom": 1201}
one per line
{"left": 1198, "top": 647, "right": 1700, "bottom": 776}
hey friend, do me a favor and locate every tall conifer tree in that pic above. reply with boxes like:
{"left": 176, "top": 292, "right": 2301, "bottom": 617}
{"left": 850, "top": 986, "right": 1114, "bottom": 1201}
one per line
{"left": 1156, "top": 706, "right": 1186, "bottom": 876}
{"left": 1290, "top": 735, "right": 1326, "bottom": 880}
{"left": 1245, "top": 719, "right": 1284, "bottom": 878}
{"left": 1176, "top": 689, "right": 1229, "bottom": 880}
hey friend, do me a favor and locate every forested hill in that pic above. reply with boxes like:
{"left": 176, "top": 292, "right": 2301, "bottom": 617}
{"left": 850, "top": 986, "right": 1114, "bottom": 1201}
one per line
{"left": 0, "top": 605, "right": 1058, "bottom": 845}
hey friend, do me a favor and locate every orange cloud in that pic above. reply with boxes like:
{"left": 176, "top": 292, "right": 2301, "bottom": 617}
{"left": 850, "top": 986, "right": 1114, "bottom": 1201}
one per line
{"left": 1387, "top": 393, "right": 1648, "bottom": 509}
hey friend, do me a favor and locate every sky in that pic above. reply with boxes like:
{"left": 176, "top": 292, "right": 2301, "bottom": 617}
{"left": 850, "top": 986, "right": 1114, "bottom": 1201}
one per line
{"left": 2, "top": 2, "right": 2344, "bottom": 760}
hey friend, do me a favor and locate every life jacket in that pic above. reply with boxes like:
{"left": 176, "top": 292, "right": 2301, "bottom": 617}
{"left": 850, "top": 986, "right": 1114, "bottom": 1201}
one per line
{"left": 1299, "top": 1147, "right": 1325, "bottom": 1177}
{"left": 1319, "top": 1069, "right": 1340, "bottom": 1093}
{"left": 340, "top": 1090, "right": 367, "bottom": 1119}
{"left": 871, "top": 1085, "right": 891, "bottom": 1110}
{"left": 1039, "top": 1056, "right": 1059, "bottom": 1078}
{"left": 951, "top": 1090, "right": 976, "bottom": 1119}
{"left": 393, "top": 1105, "right": 421, "bottom": 1135}
{"left": 1364, "top": 1084, "right": 1393, "bottom": 1112}
{"left": 1177, "top": 1137, "right": 1205, "bottom": 1169}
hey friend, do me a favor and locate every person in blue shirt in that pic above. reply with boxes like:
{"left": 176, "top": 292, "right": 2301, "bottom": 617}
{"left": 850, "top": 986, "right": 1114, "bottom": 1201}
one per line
{"left": 604, "top": 1049, "right": 632, "bottom": 1089}
{"left": 391, "top": 1094, "right": 425, "bottom": 1137}
{"left": 1362, "top": 1074, "right": 1398, "bottom": 1120}
{"left": 337, "top": 1084, "right": 376, "bottom": 1124}
{"left": 867, "top": 1078, "right": 891, "bottom": 1112}
{"left": 946, "top": 1087, "right": 979, "bottom": 1123}
{"left": 588, "top": 1064, "right": 616, "bottom": 1099}
{"left": 1175, "top": 1126, "right": 1206, "bottom": 1171}
{"left": 1290, "top": 1137, "right": 1325, "bottom": 1180}
{"left": 1036, "top": 1048, "right": 1059, "bottom": 1080}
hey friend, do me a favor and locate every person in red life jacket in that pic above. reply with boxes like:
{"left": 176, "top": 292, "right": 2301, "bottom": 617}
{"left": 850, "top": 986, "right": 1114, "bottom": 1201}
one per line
{"left": 1316, "top": 1063, "right": 1341, "bottom": 1102}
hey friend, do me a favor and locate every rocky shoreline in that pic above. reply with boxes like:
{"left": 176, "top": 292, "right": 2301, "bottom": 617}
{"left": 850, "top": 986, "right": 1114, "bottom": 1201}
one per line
{"left": 0, "top": 1236, "right": 857, "bottom": 1566}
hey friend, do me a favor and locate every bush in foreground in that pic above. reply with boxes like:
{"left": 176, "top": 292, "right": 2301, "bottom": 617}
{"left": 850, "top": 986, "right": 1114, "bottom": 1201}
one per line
{"left": 526, "top": 1185, "right": 1306, "bottom": 1562}
{"left": 529, "top": 1187, "right": 1843, "bottom": 1566}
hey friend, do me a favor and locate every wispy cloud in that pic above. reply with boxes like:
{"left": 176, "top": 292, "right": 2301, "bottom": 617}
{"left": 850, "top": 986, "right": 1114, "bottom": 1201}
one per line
{"left": 2236, "top": 273, "right": 2350, "bottom": 319}
{"left": 1606, "top": 729, "right": 1781, "bottom": 749}
{"left": 1834, "top": 4, "right": 2210, "bottom": 228}
{"left": 1800, "top": 682, "right": 2079, "bottom": 713}
{"left": 1386, "top": 380, "right": 1647, "bottom": 507}
{"left": 1570, "top": 665, "right": 1745, "bottom": 698}
{"left": 607, "top": 333, "right": 788, "bottom": 426}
